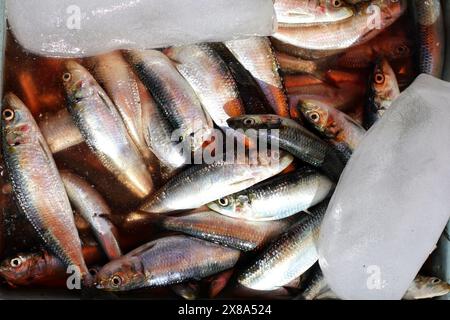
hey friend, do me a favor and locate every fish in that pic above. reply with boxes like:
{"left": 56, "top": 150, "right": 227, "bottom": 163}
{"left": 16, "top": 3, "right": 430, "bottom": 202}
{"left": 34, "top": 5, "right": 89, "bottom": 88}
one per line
{"left": 274, "top": 0, "right": 354, "bottom": 25}
{"left": 225, "top": 37, "right": 290, "bottom": 118}
{"left": 38, "top": 109, "right": 84, "bottom": 154}
{"left": 153, "top": 210, "right": 296, "bottom": 251}
{"left": 125, "top": 50, "right": 214, "bottom": 153}
{"left": 335, "top": 33, "right": 414, "bottom": 69}
{"left": 294, "top": 264, "right": 333, "bottom": 300}
{"left": 164, "top": 44, "right": 245, "bottom": 128}
{"left": 140, "top": 152, "right": 294, "bottom": 213}
{"left": 1, "top": 93, "right": 89, "bottom": 281}
{"left": 238, "top": 201, "right": 328, "bottom": 291}
{"left": 298, "top": 99, "right": 366, "bottom": 154}
{"left": 211, "top": 43, "right": 274, "bottom": 115}
{"left": 412, "top": 0, "right": 445, "bottom": 77}
{"left": 0, "top": 246, "right": 102, "bottom": 288}
{"left": 208, "top": 169, "right": 334, "bottom": 221}
{"left": 403, "top": 275, "right": 450, "bottom": 300}
{"left": 86, "top": 52, "right": 150, "bottom": 161}
{"left": 60, "top": 171, "right": 122, "bottom": 261}
{"left": 96, "top": 235, "right": 240, "bottom": 291}
{"left": 63, "top": 61, "right": 154, "bottom": 200}
{"left": 365, "top": 57, "right": 401, "bottom": 128}
{"left": 273, "top": 0, "right": 407, "bottom": 51}
{"left": 226, "top": 114, "right": 345, "bottom": 181}
{"left": 139, "top": 80, "right": 186, "bottom": 179}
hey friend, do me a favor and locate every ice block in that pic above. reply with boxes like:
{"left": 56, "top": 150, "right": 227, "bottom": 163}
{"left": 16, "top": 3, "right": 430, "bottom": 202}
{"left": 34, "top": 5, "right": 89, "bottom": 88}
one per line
{"left": 318, "top": 74, "right": 450, "bottom": 300}
{"left": 6, "top": 0, "right": 276, "bottom": 58}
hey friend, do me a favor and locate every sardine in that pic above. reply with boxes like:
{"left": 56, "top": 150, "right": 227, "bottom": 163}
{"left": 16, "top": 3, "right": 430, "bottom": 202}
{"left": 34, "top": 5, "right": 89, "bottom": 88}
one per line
{"left": 227, "top": 115, "right": 345, "bottom": 181}
{"left": 273, "top": 0, "right": 407, "bottom": 51}
{"left": 139, "top": 80, "right": 186, "bottom": 178}
{"left": 0, "top": 246, "right": 102, "bottom": 288}
{"left": 63, "top": 61, "right": 154, "bottom": 199}
{"left": 208, "top": 169, "right": 334, "bottom": 221}
{"left": 274, "top": 0, "right": 354, "bottom": 25}
{"left": 60, "top": 171, "right": 122, "bottom": 261}
{"left": 1, "top": 93, "right": 89, "bottom": 280}
{"left": 412, "top": 0, "right": 445, "bottom": 77}
{"left": 140, "top": 152, "right": 294, "bottom": 213}
{"left": 365, "top": 57, "right": 400, "bottom": 128}
{"left": 225, "top": 37, "right": 290, "bottom": 117}
{"left": 155, "top": 210, "right": 296, "bottom": 251}
{"left": 164, "top": 44, "right": 245, "bottom": 128}
{"left": 86, "top": 52, "right": 149, "bottom": 160}
{"left": 298, "top": 100, "right": 366, "bottom": 153}
{"left": 125, "top": 50, "right": 214, "bottom": 152}
{"left": 212, "top": 43, "right": 274, "bottom": 115}
{"left": 96, "top": 235, "right": 240, "bottom": 291}
{"left": 238, "top": 201, "right": 328, "bottom": 291}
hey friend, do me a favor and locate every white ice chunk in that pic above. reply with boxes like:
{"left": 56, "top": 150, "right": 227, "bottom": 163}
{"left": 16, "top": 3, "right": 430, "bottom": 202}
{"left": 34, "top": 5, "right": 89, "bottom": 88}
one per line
{"left": 6, "top": 0, "right": 276, "bottom": 58}
{"left": 318, "top": 74, "right": 450, "bottom": 300}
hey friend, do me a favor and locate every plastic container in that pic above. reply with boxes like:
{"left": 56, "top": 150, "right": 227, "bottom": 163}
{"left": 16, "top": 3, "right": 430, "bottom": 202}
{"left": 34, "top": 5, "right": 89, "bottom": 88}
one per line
{"left": 0, "top": 0, "right": 448, "bottom": 300}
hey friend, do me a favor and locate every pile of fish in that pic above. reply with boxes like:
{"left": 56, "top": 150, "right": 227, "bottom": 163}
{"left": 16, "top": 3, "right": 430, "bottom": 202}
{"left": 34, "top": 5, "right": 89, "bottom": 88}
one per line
{"left": 0, "top": 0, "right": 449, "bottom": 299}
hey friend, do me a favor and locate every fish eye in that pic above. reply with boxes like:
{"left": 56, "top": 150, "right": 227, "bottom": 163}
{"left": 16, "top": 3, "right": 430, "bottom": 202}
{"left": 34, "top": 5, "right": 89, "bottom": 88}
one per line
{"left": 10, "top": 257, "right": 22, "bottom": 268}
{"left": 431, "top": 278, "right": 441, "bottom": 285}
{"left": 2, "top": 109, "right": 15, "bottom": 121}
{"left": 62, "top": 72, "right": 72, "bottom": 82}
{"left": 243, "top": 118, "right": 255, "bottom": 126}
{"left": 89, "top": 268, "right": 98, "bottom": 276}
{"left": 309, "top": 112, "right": 321, "bottom": 123}
{"left": 375, "top": 73, "right": 385, "bottom": 84}
{"left": 178, "top": 136, "right": 184, "bottom": 143}
{"left": 396, "top": 45, "right": 409, "bottom": 55}
{"left": 218, "top": 197, "right": 230, "bottom": 207}
{"left": 332, "top": 0, "right": 343, "bottom": 8}
{"left": 110, "top": 275, "right": 123, "bottom": 288}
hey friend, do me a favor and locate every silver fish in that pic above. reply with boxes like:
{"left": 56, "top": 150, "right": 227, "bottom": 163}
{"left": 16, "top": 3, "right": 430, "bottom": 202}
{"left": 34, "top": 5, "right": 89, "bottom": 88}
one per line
{"left": 1, "top": 93, "right": 89, "bottom": 280}
{"left": 238, "top": 201, "right": 328, "bottom": 291}
{"left": 208, "top": 169, "right": 334, "bottom": 221}
{"left": 225, "top": 37, "right": 290, "bottom": 118}
{"left": 165, "top": 44, "right": 245, "bottom": 128}
{"left": 126, "top": 50, "right": 214, "bottom": 153}
{"left": 86, "top": 52, "right": 149, "bottom": 160}
{"left": 273, "top": 0, "right": 407, "bottom": 51}
{"left": 158, "top": 210, "right": 296, "bottom": 251}
{"left": 141, "top": 152, "right": 294, "bottom": 213}
{"left": 63, "top": 61, "right": 154, "bottom": 199}
{"left": 96, "top": 235, "right": 240, "bottom": 291}
{"left": 61, "top": 171, "right": 122, "bottom": 261}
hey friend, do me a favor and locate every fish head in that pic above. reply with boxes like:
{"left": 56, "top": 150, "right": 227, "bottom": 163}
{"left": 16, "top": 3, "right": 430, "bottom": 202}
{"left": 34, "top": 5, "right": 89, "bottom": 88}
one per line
{"left": 322, "top": 0, "right": 355, "bottom": 20}
{"left": 298, "top": 100, "right": 334, "bottom": 138}
{"left": 371, "top": 57, "right": 399, "bottom": 103}
{"left": 96, "top": 256, "right": 145, "bottom": 291}
{"left": 0, "top": 253, "right": 41, "bottom": 286}
{"left": 63, "top": 61, "right": 97, "bottom": 104}
{"left": 382, "top": 37, "right": 413, "bottom": 60}
{"left": 406, "top": 276, "right": 450, "bottom": 300}
{"left": 2, "top": 93, "right": 37, "bottom": 148}
{"left": 208, "top": 193, "right": 253, "bottom": 219}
